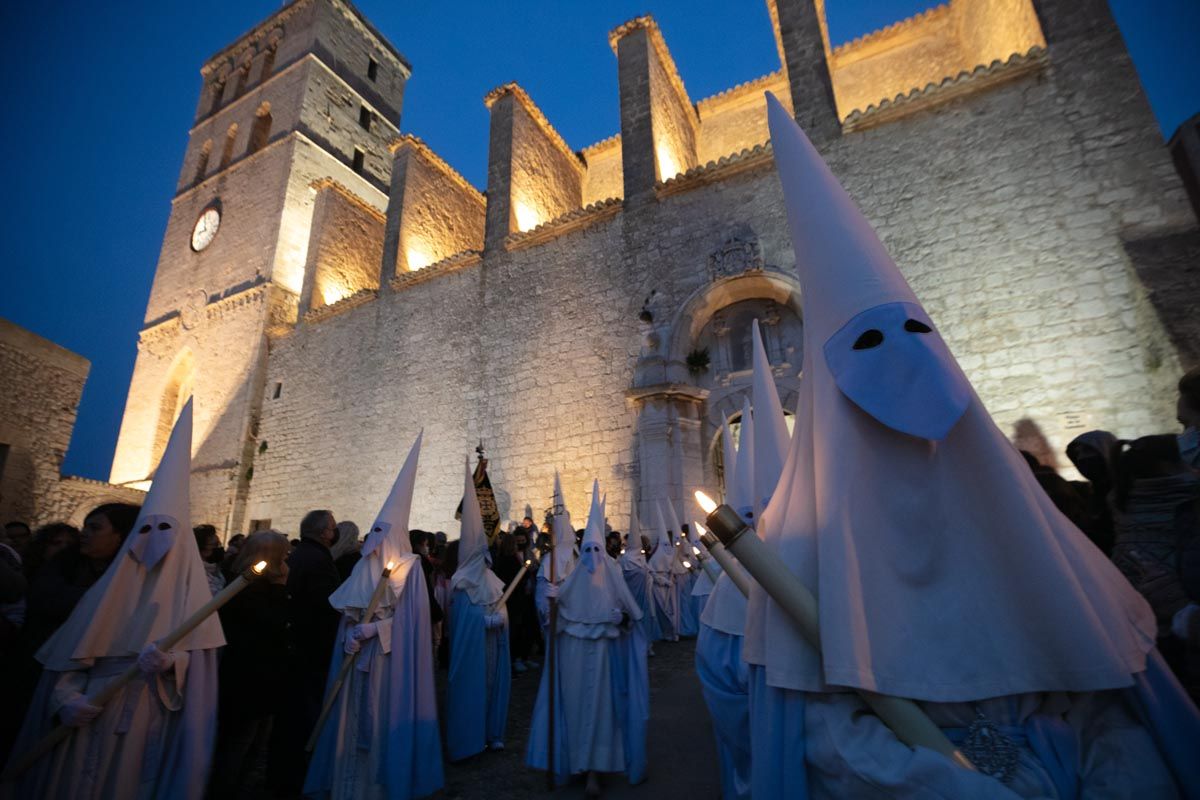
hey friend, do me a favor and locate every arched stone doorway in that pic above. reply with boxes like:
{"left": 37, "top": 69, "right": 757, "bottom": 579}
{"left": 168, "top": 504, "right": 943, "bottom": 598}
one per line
{"left": 626, "top": 251, "right": 803, "bottom": 524}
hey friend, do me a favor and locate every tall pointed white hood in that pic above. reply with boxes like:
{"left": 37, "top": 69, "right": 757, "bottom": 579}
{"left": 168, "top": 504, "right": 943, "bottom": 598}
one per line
{"left": 619, "top": 500, "right": 648, "bottom": 571}
{"left": 451, "top": 457, "right": 503, "bottom": 605}
{"left": 328, "top": 432, "right": 423, "bottom": 613}
{"left": 558, "top": 480, "right": 640, "bottom": 626}
{"left": 729, "top": 397, "right": 756, "bottom": 521}
{"left": 38, "top": 400, "right": 225, "bottom": 669}
{"left": 702, "top": 412, "right": 751, "bottom": 636}
{"left": 647, "top": 502, "right": 675, "bottom": 574}
{"left": 539, "top": 471, "right": 576, "bottom": 582}
{"left": 661, "top": 499, "right": 687, "bottom": 575}
{"left": 751, "top": 319, "right": 790, "bottom": 517}
{"left": 743, "top": 93, "right": 1155, "bottom": 701}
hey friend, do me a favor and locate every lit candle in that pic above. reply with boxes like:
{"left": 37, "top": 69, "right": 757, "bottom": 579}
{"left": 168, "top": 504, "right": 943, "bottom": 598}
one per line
{"left": 493, "top": 558, "right": 532, "bottom": 611}
{"left": 693, "top": 491, "right": 974, "bottom": 771}
{"left": 5, "top": 559, "right": 272, "bottom": 778}
{"left": 307, "top": 560, "right": 396, "bottom": 752}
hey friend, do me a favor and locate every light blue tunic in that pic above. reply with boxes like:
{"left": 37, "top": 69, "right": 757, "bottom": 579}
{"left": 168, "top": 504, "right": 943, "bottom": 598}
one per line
{"left": 696, "top": 625, "right": 751, "bottom": 800}
{"left": 446, "top": 588, "right": 511, "bottom": 761}
{"left": 677, "top": 570, "right": 699, "bottom": 638}
{"left": 525, "top": 622, "right": 649, "bottom": 785}
{"left": 305, "top": 560, "right": 443, "bottom": 799}
{"left": 747, "top": 650, "right": 1200, "bottom": 799}
{"left": 621, "top": 565, "right": 661, "bottom": 644}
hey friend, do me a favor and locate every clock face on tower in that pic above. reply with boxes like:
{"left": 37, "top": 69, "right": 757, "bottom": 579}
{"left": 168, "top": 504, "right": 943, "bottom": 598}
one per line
{"left": 191, "top": 207, "right": 221, "bottom": 252}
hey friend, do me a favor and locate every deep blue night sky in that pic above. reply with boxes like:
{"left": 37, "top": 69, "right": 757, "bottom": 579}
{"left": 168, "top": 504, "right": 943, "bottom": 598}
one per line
{"left": 0, "top": 0, "right": 1197, "bottom": 481}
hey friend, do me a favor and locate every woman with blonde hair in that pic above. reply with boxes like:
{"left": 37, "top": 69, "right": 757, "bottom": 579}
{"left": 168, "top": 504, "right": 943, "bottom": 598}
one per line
{"left": 209, "top": 531, "right": 291, "bottom": 796}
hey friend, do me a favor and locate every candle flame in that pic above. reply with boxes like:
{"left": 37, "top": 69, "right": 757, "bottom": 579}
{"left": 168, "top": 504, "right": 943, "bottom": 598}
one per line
{"left": 524, "top": 559, "right": 532, "bottom": 567}
{"left": 692, "top": 546, "right": 701, "bottom": 555}
{"left": 694, "top": 522, "right": 707, "bottom": 535}
{"left": 252, "top": 560, "right": 268, "bottom": 574}
{"left": 683, "top": 560, "right": 692, "bottom": 569}
{"left": 386, "top": 561, "right": 396, "bottom": 571}
{"left": 695, "top": 490, "right": 717, "bottom": 514}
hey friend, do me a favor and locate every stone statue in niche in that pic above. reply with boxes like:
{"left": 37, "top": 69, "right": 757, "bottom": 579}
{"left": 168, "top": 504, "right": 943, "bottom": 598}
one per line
{"left": 707, "top": 236, "right": 764, "bottom": 282}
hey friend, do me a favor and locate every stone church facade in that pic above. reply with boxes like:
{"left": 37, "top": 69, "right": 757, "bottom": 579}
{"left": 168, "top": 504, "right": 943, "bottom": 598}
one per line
{"left": 108, "top": 0, "right": 1199, "bottom": 536}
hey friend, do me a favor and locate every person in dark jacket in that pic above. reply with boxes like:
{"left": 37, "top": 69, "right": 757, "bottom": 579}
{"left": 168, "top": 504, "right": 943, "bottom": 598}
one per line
{"left": 210, "top": 531, "right": 291, "bottom": 798}
{"left": 0, "top": 504, "right": 139, "bottom": 762}
{"left": 267, "top": 509, "right": 341, "bottom": 796}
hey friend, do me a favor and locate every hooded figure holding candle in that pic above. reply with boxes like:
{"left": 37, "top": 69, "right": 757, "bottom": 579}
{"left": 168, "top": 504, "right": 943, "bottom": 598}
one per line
{"left": 304, "top": 433, "right": 443, "bottom": 800}
{"left": 647, "top": 503, "right": 679, "bottom": 642}
{"left": 526, "top": 481, "right": 649, "bottom": 795}
{"left": 738, "top": 94, "right": 1200, "bottom": 798}
{"left": 4, "top": 401, "right": 222, "bottom": 800}
{"left": 695, "top": 402, "right": 768, "bottom": 800}
{"left": 446, "top": 458, "right": 511, "bottom": 760}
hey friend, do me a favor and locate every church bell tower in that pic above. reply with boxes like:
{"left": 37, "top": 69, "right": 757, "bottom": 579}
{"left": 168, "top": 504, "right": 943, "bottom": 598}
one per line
{"left": 109, "top": 0, "right": 410, "bottom": 534}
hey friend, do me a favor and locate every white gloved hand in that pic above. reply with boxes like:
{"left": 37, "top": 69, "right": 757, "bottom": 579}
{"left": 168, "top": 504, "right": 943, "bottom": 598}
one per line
{"left": 609, "top": 609, "right": 625, "bottom": 626}
{"left": 351, "top": 622, "right": 379, "bottom": 642}
{"left": 1172, "top": 603, "right": 1200, "bottom": 641}
{"left": 485, "top": 613, "right": 505, "bottom": 630}
{"left": 137, "top": 643, "right": 176, "bottom": 675}
{"left": 544, "top": 582, "right": 559, "bottom": 599}
{"left": 344, "top": 634, "right": 362, "bottom": 655}
{"left": 59, "top": 694, "right": 102, "bottom": 728}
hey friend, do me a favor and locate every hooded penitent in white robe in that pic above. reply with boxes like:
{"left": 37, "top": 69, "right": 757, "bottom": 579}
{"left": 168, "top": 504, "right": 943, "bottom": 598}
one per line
{"left": 447, "top": 459, "right": 510, "bottom": 761}
{"left": 696, "top": 393, "right": 775, "bottom": 800}
{"left": 535, "top": 472, "right": 576, "bottom": 631}
{"left": 663, "top": 499, "right": 699, "bottom": 638}
{"left": 619, "top": 503, "right": 660, "bottom": 645}
{"left": 647, "top": 503, "right": 679, "bottom": 642}
{"left": 742, "top": 93, "right": 1200, "bottom": 799}
{"left": 305, "top": 434, "right": 443, "bottom": 800}
{"left": 527, "top": 481, "right": 648, "bottom": 785}
{"left": 4, "top": 401, "right": 221, "bottom": 800}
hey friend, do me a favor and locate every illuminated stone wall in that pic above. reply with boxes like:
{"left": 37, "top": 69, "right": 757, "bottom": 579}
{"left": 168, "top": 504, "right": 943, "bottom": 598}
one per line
{"left": 115, "top": 0, "right": 1199, "bottom": 537}
{"left": 0, "top": 319, "right": 144, "bottom": 526}
{"left": 299, "top": 179, "right": 385, "bottom": 314}
{"left": 111, "top": 0, "right": 408, "bottom": 534}
{"left": 384, "top": 136, "right": 485, "bottom": 275}
{"left": 581, "top": 136, "right": 623, "bottom": 205}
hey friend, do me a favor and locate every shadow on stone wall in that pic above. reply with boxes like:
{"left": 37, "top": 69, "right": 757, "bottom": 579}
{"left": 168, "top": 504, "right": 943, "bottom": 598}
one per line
{"left": 1124, "top": 229, "right": 1200, "bottom": 370}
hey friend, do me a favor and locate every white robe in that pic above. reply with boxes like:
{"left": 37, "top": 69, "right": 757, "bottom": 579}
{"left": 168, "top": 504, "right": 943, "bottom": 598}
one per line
{"left": 4, "top": 651, "right": 218, "bottom": 800}
{"left": 304, "top": 559, "right": 442, "bottom": 800}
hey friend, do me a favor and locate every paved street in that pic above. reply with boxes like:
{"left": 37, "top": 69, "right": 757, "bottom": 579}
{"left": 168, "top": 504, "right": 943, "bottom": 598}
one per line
{"left": 442, "top": 637, "right": 721, "bottom": 799}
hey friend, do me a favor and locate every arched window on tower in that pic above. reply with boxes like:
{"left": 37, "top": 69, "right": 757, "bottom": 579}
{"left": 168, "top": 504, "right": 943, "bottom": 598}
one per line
{"left": 152, "top": 350, "right": 195, "bottom": 471}
{"left": 234, "top": 59, "right": 251, "bottom": 97}
{"left": 220, "top": 123, "right": 238, "bottom": 168}
{"left": 208, "top": 81, "right": 225, "bottom": 116}
{"left": 260, "top": 44, "right": 277, "bottom": 82}
{"left": 249, "top": 103, "right": 272, "bottom": 154}
{"left": 194, "top": 140, "right": 212, "bottom": 185}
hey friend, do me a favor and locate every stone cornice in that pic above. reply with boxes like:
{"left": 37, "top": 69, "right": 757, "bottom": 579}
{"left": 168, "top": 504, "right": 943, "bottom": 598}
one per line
{"left": 303, "top": 288, "right": 378, "bottom": 324}
{"left": 504, "top": 197, "right": 622, "bottom": 251}
{"left": 608, "top": 16, "right": 696, "bottom": 130}
{"left": 696, "top": 70, "right": 785, "bottom": 114}
{"left": 655, "top": 142, "right": 774, "bottom": 198}
{"left": 831, "top": 3, "right": 950, "bottom": 62}
{"left": 581, "top": 133, "right": 621, "bottom": 157}
{"left": 389, "top": 249, "right": 483, "bottom": 291}
{"left": 483, "top": 83, "right": 583, "bottom": 170}
{"left": 311, "top": 177, "right": 388, "bottom": 223}
{"left": 201, "top": 0, "right": 312, "bottom": 78}
{"left": 389, "top": 134, "right": 486, "bottom": 206}
{"left": 842, "top": 46, "right": 1047, "bottom": 131}
{"left": 141, "top": 283, "right": 270, "bottom": 343}
{"left": 191, "top": 53, "right": 400, "bottom": 137}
